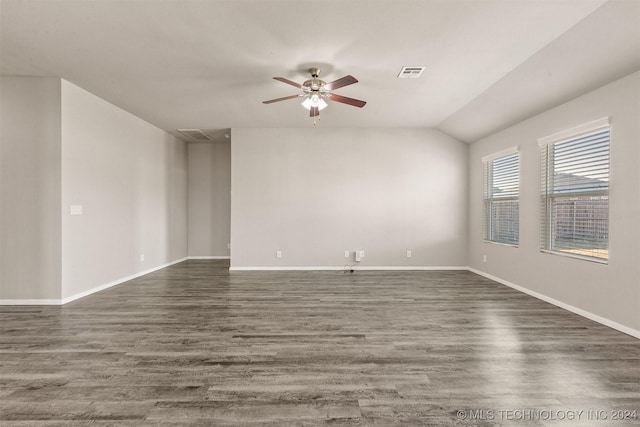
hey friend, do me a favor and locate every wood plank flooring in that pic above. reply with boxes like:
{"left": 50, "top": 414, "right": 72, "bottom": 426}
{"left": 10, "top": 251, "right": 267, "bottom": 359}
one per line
{"left": 1, "top": 260, "right": 638, "bottom": 426}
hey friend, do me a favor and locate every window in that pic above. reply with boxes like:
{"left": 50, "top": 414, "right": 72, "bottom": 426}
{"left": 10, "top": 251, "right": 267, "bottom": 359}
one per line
{"left": 483, "top": 148, "right": 519, "bottom": 245}
{"left": 539, "top": 118, "right": 610, "bottom": 262}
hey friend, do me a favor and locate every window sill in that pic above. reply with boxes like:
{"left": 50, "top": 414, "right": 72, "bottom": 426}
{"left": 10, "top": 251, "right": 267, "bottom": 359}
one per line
{"left": 483, "top": 240, "right": 518, "bottom": 248}
{"left": 540, "top": 249, "right": 608, "bottom": 265}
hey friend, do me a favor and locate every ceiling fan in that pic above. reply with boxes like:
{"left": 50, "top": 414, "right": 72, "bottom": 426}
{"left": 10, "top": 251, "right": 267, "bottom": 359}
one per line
{"left": 263, "top": 68, "right": 366, "bottom": 122}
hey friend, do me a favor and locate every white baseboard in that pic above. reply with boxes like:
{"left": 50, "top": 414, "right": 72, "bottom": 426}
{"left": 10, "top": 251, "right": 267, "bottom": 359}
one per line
{"left": 60, "top": 257, "right": 188, "bottom": 305}
{"left": 0, "top": 257, "right": 188, "bottom": 306}
{"left": 188, "top": 256, "right": 230, "bottom": 260}
{"left": 229, "top": 265, "right": 467, "bottom": 271}
{"left": 0, "top": 299, "right": 61, "bottom": 305}
{"left": 468, "top": 267, "right": 640, "bottom": 340}
{"left": 357, "top": 266, "right": 467, "bottom": 271}
{"left": 230, "top": 266, "right": 342, "bottom": 271}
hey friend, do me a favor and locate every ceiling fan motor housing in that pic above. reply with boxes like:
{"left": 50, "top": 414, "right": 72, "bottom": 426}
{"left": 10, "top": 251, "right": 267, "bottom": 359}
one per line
{"left": 303, "top": 80, "right": 325, "bottom": 92}
{"left": 303, "top": 68, "right": 325, "bottom": 93}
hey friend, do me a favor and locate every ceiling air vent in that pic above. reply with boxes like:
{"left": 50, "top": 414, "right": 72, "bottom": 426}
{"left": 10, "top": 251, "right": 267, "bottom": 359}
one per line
{"left": 176, "top": 129, "right": 212, "bottom": 141}
{"left": 397, "top": 66, "right": 425, "bottom": 79}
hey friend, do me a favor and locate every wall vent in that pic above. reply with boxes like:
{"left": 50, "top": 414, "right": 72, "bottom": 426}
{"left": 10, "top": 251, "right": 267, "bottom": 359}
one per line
{"left": 397, "top": 66, "right": 425, "bottom": 79}
{"left": 176, "top": 129, "right": 212, "bottom": 141}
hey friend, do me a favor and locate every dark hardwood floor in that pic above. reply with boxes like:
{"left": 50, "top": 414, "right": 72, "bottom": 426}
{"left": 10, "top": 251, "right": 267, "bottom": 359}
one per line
{"left": 1, "top": 260, "right": 638, "bottom": 426}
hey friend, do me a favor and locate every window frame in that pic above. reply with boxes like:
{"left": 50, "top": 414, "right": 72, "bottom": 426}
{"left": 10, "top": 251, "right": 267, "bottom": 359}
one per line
{"left": 538, "top": 117, "right": 610, "bottom": 264}
{"left": 482, "top": 147, "right": 520, "bottom": 247}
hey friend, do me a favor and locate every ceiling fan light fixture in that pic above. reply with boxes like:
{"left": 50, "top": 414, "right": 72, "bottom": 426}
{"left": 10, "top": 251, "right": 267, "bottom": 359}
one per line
{"left": 301, "top": 94, "right": 328, "bottom": 111}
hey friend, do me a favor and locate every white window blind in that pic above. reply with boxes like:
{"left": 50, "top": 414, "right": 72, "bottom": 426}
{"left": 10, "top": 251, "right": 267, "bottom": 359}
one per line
{"left": 539, "top": 120, "right": 609, "bottom": 262}
{"left": 483, "top": 149, "right": 519, "bottom": 245}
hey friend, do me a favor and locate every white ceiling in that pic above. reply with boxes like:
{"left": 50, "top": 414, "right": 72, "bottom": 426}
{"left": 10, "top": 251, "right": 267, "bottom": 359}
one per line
{"left": 1, "top": 0, "right": 638, "bottom": 143}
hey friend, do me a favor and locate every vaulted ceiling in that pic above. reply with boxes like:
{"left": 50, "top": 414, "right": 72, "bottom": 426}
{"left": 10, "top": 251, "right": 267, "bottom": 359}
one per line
{"left": 1, "top": 0, "right": 639, "bottom": 143}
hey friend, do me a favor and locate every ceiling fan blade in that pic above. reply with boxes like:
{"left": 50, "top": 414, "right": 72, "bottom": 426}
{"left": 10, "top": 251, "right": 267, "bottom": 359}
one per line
{"left": 328, "top": 93, "right": 366, "bottom": 108}
{"left": 324, "top": 75, "right": 358, "bottom": 91}
{"left": 273, "top": 77, "right": 303, "bottom": 89}
{"left": 262, "top": 94, "right": 302, "bottom": 104}
{"left": 310, "top": 106, "right": 320, "bottom": 117}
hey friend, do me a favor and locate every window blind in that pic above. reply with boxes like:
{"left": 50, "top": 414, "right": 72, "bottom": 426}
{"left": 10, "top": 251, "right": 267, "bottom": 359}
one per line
{"left": 483, "top": 150, "right": 519, "bottom": 245}
{"left": 540, "top": 124, "right": 609, "bottom": 261}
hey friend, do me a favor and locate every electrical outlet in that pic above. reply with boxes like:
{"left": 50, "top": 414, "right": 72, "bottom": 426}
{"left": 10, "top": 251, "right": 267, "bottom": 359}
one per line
{"left": 140, "top": 253, "right": 144, "bottom": 262}
{"left": 227, "top": 243, "right": 231, "bottom": 249}
{"left": 483, "top": 254, "right": 487, "bottom": 263}
{"left": 344, "top": 250, "right": 350, "bottom": 258}
{"left": 276, "top": 250, "right": 282, "bottom": 259}
{"left": 406, "top": 250, "right": 412, "bottom": 258}
{"left": 359, "top": 250, "right": 365, "bottom": 258}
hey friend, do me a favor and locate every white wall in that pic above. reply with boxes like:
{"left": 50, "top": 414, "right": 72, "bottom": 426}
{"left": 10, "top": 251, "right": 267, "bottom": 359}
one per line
{"left": 468, "top": 71, "right": 640, "bottom": 335}
{"left": 188, "top": 141, "right": 231, "bottom": 258}
{"left": 0, "top": 77, "right": 62, "bottom": 300}
{"left": 61, "top": 80, "right": 188, "bottom": 300}
{"left": 231, "top": 128, "right": 468, "bottom": 269}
